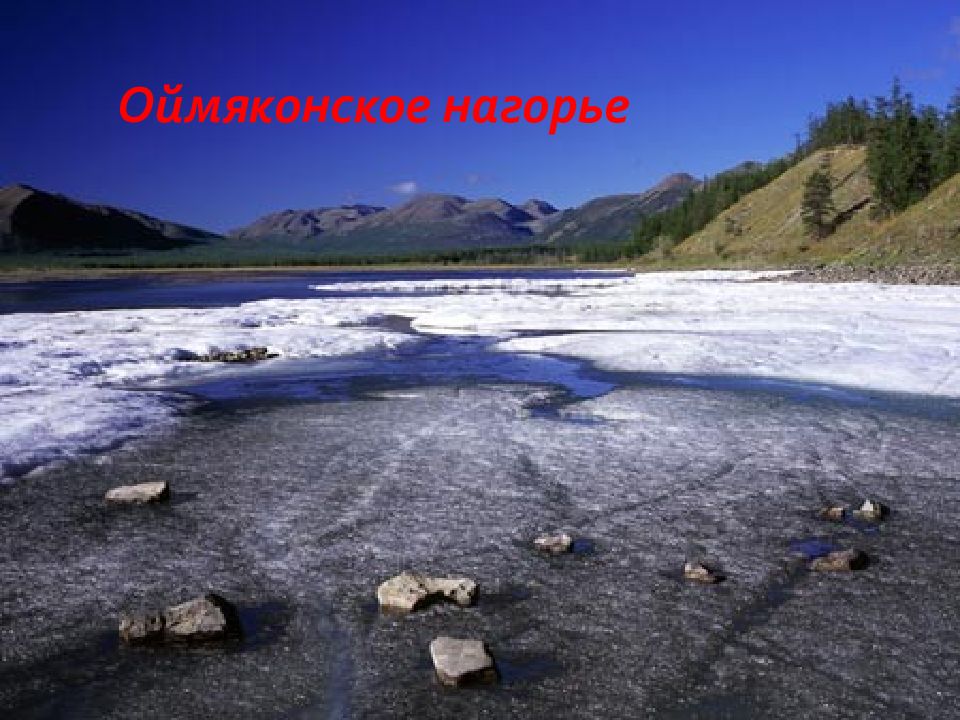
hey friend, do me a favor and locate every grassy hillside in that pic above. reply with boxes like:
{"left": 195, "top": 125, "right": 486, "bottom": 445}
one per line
{"left": 674, "top": 146, "right": 871, "bottom": 262}
{"left": 670, "top": 145, "right": 960, "bottom": 266}
{"left": 850, "top": 171, "right": 960, "bottom": 264}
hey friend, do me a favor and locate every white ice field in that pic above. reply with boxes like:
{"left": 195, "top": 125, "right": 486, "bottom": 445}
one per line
{"left": 1, "top": 270, "right": 958, "bottom": 480}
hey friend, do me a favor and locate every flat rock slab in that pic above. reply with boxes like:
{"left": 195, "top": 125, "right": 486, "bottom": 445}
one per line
{"left": 429, "top": 636, "right": 497, "bottom": 687}
{"left": 533, "top": 532, "right": 573, "bottom": 554}
{"left": 105, "top": 481, "right": 170, "bottom": 505}
{"left": 119, "top": 593, "right": 241, "bottom": 644}
{"left": 810, "top": 549, "right": 869, "bottom": 572}
{"left": 684, "top": 561, "right": 724, "bottom": 584}
{"left": 377, "top": 571, "right": 477, "bottom": 613}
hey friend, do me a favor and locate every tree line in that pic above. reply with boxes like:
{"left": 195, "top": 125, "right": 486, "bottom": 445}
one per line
{"left": 801, "top": 80, "right": 960, "bottom": 239}
{"left": 633, "top": 79, "right": 960, "bottom": 252}
{"left": 626, "top": 158, "right": 795, "bottom": 256}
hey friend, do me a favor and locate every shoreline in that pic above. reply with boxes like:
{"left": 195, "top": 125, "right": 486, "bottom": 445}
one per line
{"left": 0, "top": 263, "right": 627, "bottom": 284}
{"left": 3, "top": 260, "right": 960, "bottom": 286}
{"left": 776, "top": 263, "right": 960, "bottom": 285}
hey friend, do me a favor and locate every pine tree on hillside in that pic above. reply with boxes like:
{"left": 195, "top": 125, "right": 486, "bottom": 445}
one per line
{"left": 939, "top": 90, "right": 960, "bottom": 181}
{"left": 806, "top": 96, "right": 871, "bottom": 150}
{"left": 801, "top": 155, "right": 836, "bottom": 239}
{"left": 867, "top": 79, "right": 935, "bottom": 214}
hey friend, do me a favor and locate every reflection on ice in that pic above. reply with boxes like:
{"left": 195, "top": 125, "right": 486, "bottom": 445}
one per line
{"left": 174, "top": 334, "right": 615, "bottom": 404}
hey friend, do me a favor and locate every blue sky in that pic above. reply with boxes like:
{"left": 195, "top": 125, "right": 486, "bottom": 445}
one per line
{"left": 2, "top": 0, "right": 959, "bottom": 232}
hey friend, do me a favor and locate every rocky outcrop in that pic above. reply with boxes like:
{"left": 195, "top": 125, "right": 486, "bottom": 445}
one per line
{"left": 533, "top": 532, "right": 573, "bottom": 554}
{"left": 376, "top": 571, "right": 477, "bottom": 613}
{"left": 105, "top": 481, "right": 170, "bottom": 505}
{"left": 119, "top": 593, "right": 242, "bottom": 644}
{"left": 810, "top": 549, "right": 869, "bottom": 572}
{"left": 429, "top": 637, "right": 497, "bottom": 687}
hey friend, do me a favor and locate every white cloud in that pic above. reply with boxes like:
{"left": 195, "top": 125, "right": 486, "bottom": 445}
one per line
{"left": 388, "top": 180, "right": 418, "bottom": 195}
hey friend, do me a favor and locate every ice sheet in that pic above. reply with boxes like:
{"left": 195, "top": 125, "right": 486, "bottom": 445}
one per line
{"left": 316, "top": 271, "right": 959, "bottom": 397}
{"left": 0, "top": 301, "right": 408, "bottom": 479}
{"left": 2, "top": 270, "right": 958, "bottom": 481}
{"left": 308, "top": 274, "right": 635, "bottom": 293}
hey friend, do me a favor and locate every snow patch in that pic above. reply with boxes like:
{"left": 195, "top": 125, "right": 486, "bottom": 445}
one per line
{"left": 0, "top": 300, "right": 409, "bottom": 480}
{"left": 3, "top": 269, "right": 958, "bottom": 481}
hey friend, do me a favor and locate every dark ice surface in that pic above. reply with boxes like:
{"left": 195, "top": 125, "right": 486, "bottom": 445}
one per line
{"left": 2, "top": 373, "right": 959, "bottom": 718}
{"left": 0, "top": 269, "right": 628, "bottom": 314}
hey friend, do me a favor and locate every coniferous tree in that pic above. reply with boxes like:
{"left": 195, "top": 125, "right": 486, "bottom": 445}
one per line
{"left": 867, "top": 79, "right": 936, "bottom": 214}
{"left": 939, "top": 90, "right": 960, "bottom": 181}
{"left": 626, "top": 80, "right": 960, "bottom": 258}
{"left": 806, "top": 96, "right": 871, "bottom": 150}
{"left": 801, "top": 154, "right": 836, "bottom": 239}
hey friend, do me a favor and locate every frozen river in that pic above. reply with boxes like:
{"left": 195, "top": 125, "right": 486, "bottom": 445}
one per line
{"left": 1, "top": 270, "right": 959, "bottom": 718}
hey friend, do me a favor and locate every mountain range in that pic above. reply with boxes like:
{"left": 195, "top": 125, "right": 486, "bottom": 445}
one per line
{"left": 0, "top": 173, "right": 701, "bottom": 257}
{"left": 229, "top": 172, "right": 700, "bottom": 252}
{"left": 231, "top": 195, "right": 559, "bottom": 253}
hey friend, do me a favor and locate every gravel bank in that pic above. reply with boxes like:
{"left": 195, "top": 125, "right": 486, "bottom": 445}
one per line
{"left": 779, "top": 264, "right": 960, "bottom": 285}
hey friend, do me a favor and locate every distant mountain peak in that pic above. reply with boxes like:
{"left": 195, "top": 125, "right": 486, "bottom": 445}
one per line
{"left": 651, "top": 173, "right": 700, "bottom": 192}
{"left": 520, "top": 199, "right": 559, "bottom": 218}
{"left": 538, "top": 175, "right": 699, "bottom": 245}
{"left": 229, "top": 203, "right": 385, "bottom": 241}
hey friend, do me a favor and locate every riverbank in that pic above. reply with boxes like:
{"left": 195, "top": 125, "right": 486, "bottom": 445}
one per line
{"left": 777, "top": 263, "right": 960, "bottom": 285}
{"left": 5, "top": 260, "right": 960, "bottom": 286}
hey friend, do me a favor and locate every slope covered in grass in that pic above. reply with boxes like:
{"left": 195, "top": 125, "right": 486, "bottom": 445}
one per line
{"left": 674, "top": 146, "right": 873, "bottom": 263}
{"left": 671, "top": 145, "right": 960, "bottom": 266}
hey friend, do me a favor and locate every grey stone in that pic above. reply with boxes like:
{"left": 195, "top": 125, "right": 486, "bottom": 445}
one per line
{"left": 105, "top": 481, "right": 170, "bottom": 505}
{"left": 376, "top": 571, "right": 477, "bottom": 614}
{"left": 853, "top": 499, "right": 889, "bottom": 522}
{"left": 533, "top": 531, "right": 573, "bottom": 554}
{"left": 811, "top": 549, "right": 869, "bottom": 572}
{"left": 817, "top": 504, "right": 847, "bottom": 521}
{"left": 163, "top": 594, "right": 241, "bottom": 642}
{"left": 118, "top": 593, "right": 241, "bottom": 644}
{"left": 429, "top": 636, "right": 497, "bottom": 687}
{"left": 684, "top": 561, "right": 723, "bottom": 584}
{"left": 118, "top": 612, "right": 165, "bottom": 644}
